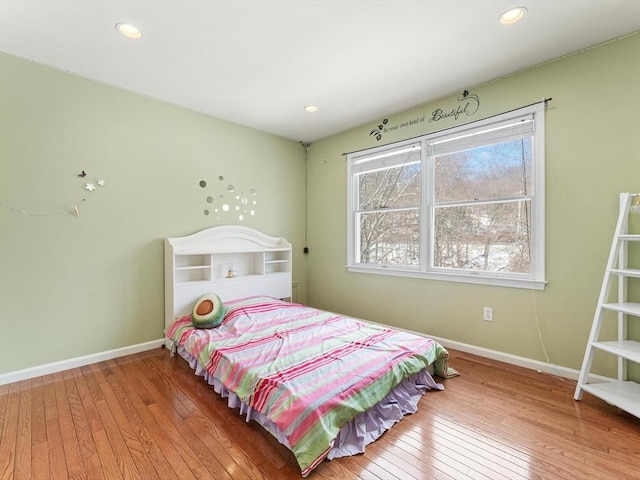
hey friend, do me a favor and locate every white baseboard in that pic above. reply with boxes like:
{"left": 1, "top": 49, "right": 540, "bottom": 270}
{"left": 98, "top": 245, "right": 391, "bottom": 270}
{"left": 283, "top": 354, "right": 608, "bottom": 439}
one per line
{"left": 426, "top": 335, "right": 582, "bottom": 380}
{"left": 0, "top": 332, "right": 607, "bottom": 386}
{"left": 360, "top": 317, "right": 589, "bottom": 381}
{"left": 427, "top": 335, "right": 619, "bottom": 384}
{"left": 0, "top": 339, "right": 165, "bottom": 386}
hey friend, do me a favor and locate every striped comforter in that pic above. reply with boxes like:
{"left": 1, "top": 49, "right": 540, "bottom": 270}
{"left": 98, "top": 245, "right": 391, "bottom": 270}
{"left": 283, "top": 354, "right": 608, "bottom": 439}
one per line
{"left": 166, "top": 296, "right": 451, "bottom": 476}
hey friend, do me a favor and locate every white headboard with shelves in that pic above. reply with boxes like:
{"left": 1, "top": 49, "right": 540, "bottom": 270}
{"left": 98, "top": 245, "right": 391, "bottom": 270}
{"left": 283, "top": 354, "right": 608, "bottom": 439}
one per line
{"left": 164, "top": 225, "right": 292, "bottom": 333}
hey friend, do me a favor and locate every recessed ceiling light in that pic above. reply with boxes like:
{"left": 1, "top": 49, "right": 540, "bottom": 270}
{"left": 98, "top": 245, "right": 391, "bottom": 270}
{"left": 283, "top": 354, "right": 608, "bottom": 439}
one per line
{"left": 499, "top": 7, "right": 527, "bottom": 25}
{"left": 304, "top": 105, "right": 318, "bottom": 113}
{"left": 115, "top": 22, "right": 142, "bottom": 39}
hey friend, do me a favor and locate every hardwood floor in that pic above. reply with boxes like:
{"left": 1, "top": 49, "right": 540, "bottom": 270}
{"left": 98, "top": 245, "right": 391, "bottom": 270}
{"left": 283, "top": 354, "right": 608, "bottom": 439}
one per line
{"left": 1, "top": 347, "right": 639, "bottom": 480}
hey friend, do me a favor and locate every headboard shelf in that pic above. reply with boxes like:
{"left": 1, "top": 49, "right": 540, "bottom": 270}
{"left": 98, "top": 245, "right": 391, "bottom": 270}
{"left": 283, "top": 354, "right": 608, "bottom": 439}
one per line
{"left": 165, "top": 225, "right": 293, "bottom": 334}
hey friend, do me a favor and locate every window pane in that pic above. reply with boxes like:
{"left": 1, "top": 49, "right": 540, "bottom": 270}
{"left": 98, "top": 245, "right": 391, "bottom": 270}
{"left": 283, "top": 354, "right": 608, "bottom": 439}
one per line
{"left": 358, "top": 162, "right": 421, "bottom": 210}
{"left": 433, "top": 201, "right": 531, "bottom": 273}
{"left": 434, "top": 138, "right": 531, "bottom": 203}
{"left": 358, "top": 210, "right": 419, "bottom": 266}
{"left": 347, "top": 104, "right": 544, "bottom": 288}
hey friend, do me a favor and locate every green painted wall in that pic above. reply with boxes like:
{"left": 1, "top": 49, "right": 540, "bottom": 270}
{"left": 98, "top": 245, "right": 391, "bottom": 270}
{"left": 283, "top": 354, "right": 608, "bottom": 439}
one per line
{"left": 0, "top": 53, "right": 307, "bottom": 374}
{"left": 306, "top": 33, "right": 640, "bottom": 378}
{"left": 2, "top": 34, "right": 639, "bottom": 380}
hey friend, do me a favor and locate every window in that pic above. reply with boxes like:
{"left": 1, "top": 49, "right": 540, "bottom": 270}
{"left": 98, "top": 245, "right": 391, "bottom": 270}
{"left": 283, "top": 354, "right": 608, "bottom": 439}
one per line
{"left": 347, "top": 103, "right": 546, "bottom": 289}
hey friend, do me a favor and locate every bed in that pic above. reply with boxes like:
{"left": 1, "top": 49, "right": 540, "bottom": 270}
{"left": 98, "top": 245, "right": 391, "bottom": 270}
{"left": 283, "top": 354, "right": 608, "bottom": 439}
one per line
{"left": 164, "top": 226, "right": 455, "bottom": 477}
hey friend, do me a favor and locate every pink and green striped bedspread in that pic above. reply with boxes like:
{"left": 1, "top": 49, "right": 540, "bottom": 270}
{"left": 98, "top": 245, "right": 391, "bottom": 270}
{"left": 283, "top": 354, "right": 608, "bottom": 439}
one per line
{"left": 166, "top": 296, "right": 452, "bottom": 476}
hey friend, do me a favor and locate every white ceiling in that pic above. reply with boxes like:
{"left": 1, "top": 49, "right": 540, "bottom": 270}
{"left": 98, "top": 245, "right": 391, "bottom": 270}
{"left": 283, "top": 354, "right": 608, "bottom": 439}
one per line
{"left": 1, "top": 1, "right": 639, "bottom": 142}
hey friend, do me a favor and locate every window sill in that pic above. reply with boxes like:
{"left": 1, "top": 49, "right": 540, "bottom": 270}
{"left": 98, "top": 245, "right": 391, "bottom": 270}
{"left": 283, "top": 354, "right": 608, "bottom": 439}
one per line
{"left": 346, "top": 265, "right": 547, "bottom": 290}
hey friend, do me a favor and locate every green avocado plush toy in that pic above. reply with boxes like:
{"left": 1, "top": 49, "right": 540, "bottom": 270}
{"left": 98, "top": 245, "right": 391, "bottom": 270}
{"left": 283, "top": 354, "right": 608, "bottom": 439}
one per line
{"left": 192, "top": 293, "right": 225, "bottom": 329}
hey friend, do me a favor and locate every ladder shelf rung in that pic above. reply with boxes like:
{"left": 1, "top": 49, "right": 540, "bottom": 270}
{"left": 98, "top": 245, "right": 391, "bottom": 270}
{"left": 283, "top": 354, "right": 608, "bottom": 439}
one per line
{"left": 609, "top": 268, "right": 640, "bottom": 278}
{"left": 580, "top": 381, "right": 640, "bottom": 418}
{"left": 618, "top": 234, "right": 640, "bottom": 241}
{"left": 601, "top": 302, "right": 640, "bottom": 316}
{"left": 590, "top": 340, "right": 640, "bottom": 363}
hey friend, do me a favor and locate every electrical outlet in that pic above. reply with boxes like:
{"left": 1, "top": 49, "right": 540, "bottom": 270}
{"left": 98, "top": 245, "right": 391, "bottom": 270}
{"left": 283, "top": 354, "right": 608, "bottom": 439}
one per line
{"left": 483, "top": 307, "right": 493, "bottom": 321}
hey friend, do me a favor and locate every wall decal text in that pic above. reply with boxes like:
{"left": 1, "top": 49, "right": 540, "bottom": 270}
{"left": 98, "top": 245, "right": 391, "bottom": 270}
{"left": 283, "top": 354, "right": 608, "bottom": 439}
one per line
{"left": 429, "top": 93, "right": 480, "bottom": 123}
{"left": 369, "top": 92, "right": 480, "bottom": 142}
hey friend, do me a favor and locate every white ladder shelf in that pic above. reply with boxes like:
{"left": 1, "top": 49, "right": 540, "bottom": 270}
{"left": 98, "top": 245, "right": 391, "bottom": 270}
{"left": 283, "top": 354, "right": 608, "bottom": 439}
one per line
{"left": 574, "top": 192, "right": 640, "bottom": 418}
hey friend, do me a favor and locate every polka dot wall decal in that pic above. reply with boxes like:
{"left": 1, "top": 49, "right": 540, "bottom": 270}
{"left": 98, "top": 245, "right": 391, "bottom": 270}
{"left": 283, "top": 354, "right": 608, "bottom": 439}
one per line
{"left": 197, "top": 175, "right": 258, "bottom": 221}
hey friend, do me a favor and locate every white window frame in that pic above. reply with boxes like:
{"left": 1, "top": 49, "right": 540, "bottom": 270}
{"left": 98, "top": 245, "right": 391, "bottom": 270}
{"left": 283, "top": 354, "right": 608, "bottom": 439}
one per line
{"left": 347, "top": 103, "right": 546, "bottom": 290}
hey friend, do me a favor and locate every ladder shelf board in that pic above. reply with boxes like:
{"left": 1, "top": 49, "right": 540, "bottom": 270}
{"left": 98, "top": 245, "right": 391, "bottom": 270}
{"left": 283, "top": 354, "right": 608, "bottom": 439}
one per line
{"left": 601, "top": 302, "right": 640, "bottom": 316}
{"left": 591, "top": 340, "right": 640, "bottom": 363}
{"left": 609, "top": 268, "right": 640, "bottom": 278}
{"left": 580, "top": 381, "right": 640, "bottom": 418}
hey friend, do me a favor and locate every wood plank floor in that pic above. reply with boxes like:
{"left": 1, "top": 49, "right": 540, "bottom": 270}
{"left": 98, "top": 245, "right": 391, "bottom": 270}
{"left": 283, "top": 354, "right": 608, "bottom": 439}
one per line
{"left": 1, "top": 347, "right": 639, "bottom": 480}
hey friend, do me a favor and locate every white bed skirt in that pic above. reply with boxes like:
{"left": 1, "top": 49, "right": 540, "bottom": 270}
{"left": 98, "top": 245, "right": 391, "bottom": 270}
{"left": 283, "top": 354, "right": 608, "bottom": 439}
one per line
{"left": 176, "top": 346, "right": 443, "bottom": 461}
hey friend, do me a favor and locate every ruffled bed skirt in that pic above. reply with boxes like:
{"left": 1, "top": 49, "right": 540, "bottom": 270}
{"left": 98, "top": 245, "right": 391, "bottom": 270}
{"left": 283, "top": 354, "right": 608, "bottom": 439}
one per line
{"left": 176, "top": 346, "right": 443, "bottom": 461}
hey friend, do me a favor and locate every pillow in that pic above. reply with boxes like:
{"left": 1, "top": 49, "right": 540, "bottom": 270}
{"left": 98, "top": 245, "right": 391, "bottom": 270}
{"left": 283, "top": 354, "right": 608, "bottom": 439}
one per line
{"left": 192, "top": 293, "right": 225, "bottom": 329}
